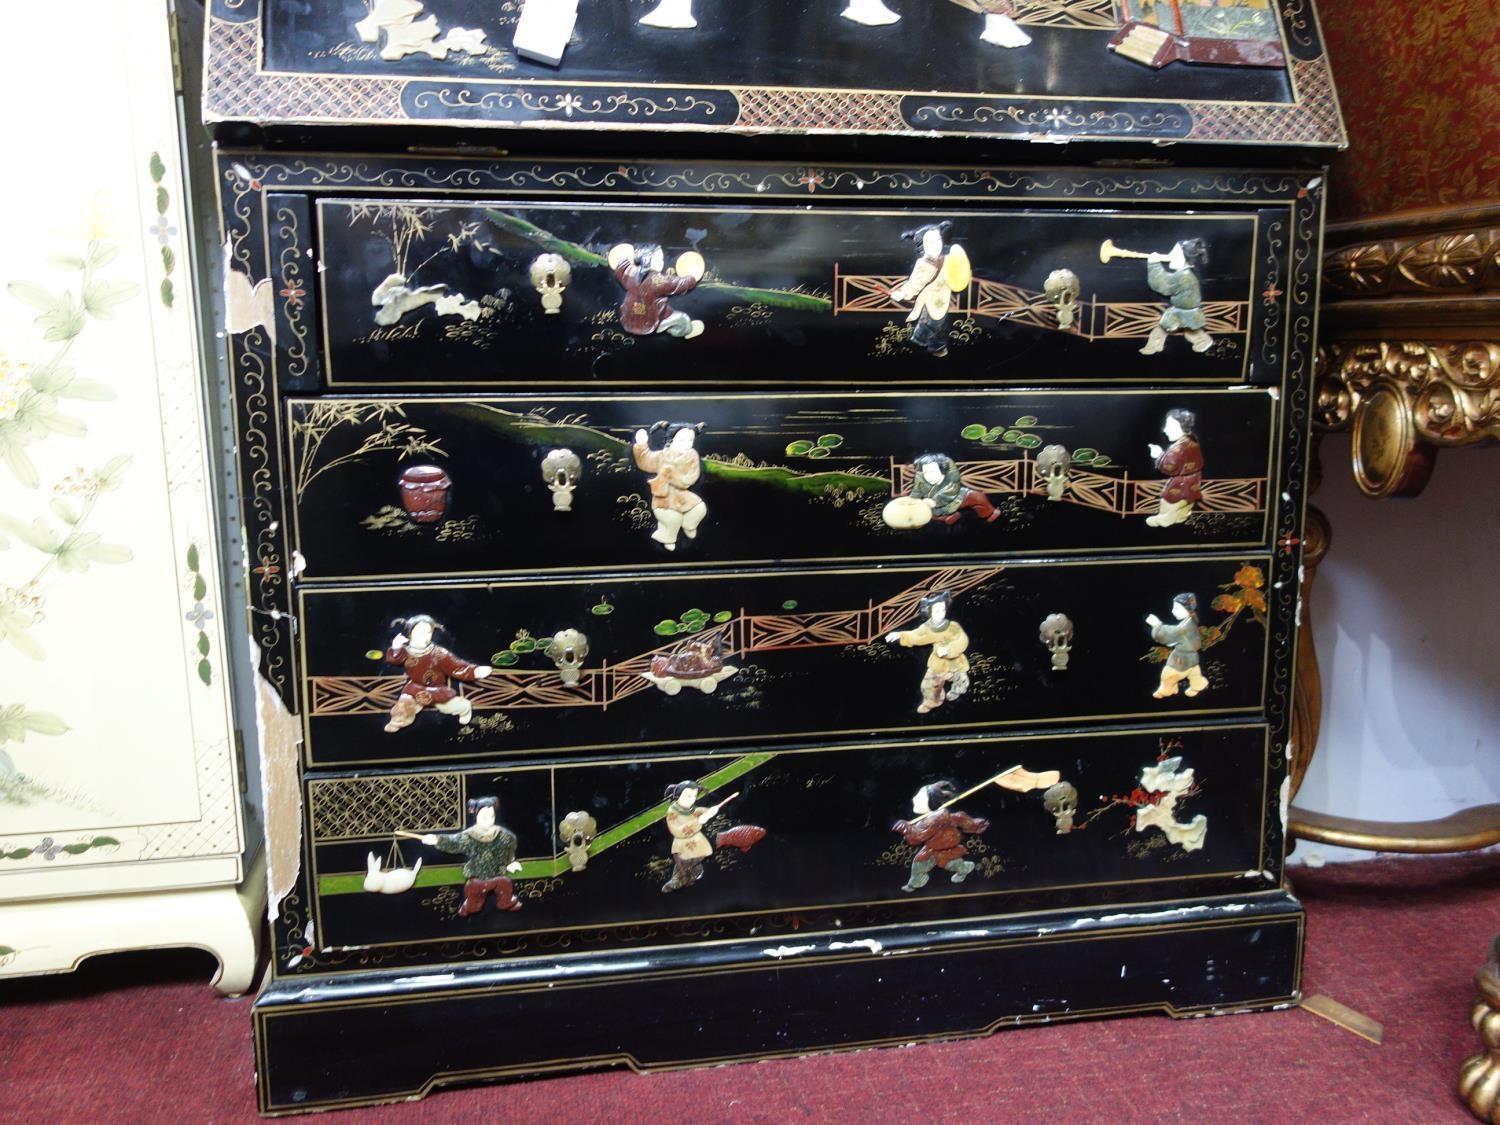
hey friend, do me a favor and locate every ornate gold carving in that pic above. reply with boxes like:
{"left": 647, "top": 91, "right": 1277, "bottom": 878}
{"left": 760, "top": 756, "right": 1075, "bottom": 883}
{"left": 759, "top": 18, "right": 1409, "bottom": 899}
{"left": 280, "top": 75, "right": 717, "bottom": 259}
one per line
{"left": 1461, "top": 941, "right": 1500, "bottom": 1124}
{"left": 1324, "top": 226, "right": 1500, "bottom": 296}
{"left": 1290, "top": 803, "right": 1500, "bottom": 853}
{"left": 1316, "top": 341, "right": 1500, "bottom": 497}
{"left": 1288, "top": 495, "right": 1327, "bottom": 800}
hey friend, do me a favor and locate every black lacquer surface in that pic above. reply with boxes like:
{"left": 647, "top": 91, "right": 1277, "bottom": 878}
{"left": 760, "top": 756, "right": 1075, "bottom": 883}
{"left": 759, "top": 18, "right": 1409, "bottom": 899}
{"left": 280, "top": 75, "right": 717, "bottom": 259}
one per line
{"left": 254, "top": 898, "right": 1302, "bottom": 1112}
{"left": 216, "top": 148, "right": 1321, "bottom": 1113}
{"left": 298, "top": 557, "right": 1273, "bottom": 766}
{"left": 307, "top": 724, "right": 1268, "bottom": 953}
{"left": 316, "top": 199, "right": 1270, "bottom": 386}
{"left": 264, "top": 0, "right": 1293, "bottom": 104}
{"left": 287, "top": 390, "right": 1276, "bottom": 580}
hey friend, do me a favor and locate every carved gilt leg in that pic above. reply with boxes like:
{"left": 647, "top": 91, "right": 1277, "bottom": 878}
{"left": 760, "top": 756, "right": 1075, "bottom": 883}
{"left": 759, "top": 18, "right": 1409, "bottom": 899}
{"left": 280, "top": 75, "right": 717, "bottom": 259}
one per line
{"left": 1460, "top": 935, "right": 1500, "bottom": 1123}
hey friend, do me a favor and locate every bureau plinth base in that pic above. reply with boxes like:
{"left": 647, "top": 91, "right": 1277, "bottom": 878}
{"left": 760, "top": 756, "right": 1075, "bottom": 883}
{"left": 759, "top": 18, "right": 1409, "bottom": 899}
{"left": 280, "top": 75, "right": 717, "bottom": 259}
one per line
{"left": 253, "top": 893, "right": 1303, "bottom": 1114}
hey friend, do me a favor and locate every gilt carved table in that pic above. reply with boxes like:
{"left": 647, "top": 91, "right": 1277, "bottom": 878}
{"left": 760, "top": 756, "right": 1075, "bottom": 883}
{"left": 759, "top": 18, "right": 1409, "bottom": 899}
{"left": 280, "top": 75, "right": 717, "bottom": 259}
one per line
{"left": 1292, "top": 199, "right": 1500, "bottom": 1121}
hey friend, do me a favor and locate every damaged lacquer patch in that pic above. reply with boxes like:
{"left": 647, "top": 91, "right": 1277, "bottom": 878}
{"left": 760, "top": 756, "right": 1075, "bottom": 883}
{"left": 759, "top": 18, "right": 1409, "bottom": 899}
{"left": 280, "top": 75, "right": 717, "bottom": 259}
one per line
{"left": 223, "top": 240, "right": 276, "bottom": 339}
{"left": 252, "top": 638, "right": 303, "bottom": 921}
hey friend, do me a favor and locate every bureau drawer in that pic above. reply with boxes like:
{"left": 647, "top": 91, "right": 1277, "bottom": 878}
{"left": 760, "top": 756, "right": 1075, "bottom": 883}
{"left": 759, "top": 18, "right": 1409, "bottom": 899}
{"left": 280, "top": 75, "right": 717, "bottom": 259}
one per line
{"left": 286, "top": 389, "right": 1276, "bottom": 581}
{"left": 297, "top": 556, "right": 1273, "bottom": 767}
{"left": 314, "top": 197, "right": 1277, "bottom": 388}
{"left": 302, "top": 723, "right": 1277, "bottom": 965}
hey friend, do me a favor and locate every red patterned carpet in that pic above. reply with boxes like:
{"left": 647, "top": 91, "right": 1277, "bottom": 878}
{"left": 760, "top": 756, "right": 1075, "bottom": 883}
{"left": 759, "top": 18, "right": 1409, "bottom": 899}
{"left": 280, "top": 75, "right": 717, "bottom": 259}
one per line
{"left": 2, "top": 853, "right": 1494, "bottom": 1122}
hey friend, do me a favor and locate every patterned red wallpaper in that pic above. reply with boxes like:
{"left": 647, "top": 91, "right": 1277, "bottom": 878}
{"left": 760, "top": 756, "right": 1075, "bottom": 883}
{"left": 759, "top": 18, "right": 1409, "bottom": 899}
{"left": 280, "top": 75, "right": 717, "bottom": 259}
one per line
{"left": 1318, "top": 0, "right": 1500, "bottom": 220}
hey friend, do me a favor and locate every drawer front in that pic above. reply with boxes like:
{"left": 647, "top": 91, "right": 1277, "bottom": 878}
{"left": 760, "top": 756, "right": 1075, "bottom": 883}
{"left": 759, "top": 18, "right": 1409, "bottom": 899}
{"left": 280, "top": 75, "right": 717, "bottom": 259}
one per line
{"left": 316, "top": 198, "right": 1278, "bottom": 388}
{"left": 298, "top": 556, "right": 1273, "bottom": 767}
{"left": 303, "top": 724, "right": 1275, "bottom": 963}
{"left": 286, "top": 389, "right": 1277, "bottom": 581}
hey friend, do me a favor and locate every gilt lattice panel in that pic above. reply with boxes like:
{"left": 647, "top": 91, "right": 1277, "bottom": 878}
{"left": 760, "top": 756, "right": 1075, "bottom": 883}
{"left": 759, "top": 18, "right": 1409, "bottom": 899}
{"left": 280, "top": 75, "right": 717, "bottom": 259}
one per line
{"left": 309, "top": 773, "right": 462, "bottom": 841}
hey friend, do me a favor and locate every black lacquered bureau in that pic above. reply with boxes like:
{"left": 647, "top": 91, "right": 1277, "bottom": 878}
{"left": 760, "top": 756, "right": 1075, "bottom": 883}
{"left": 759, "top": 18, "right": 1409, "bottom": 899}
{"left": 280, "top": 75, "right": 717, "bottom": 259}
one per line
{"left": 200, "top": 0, "right": 1344, "bottom": 1111}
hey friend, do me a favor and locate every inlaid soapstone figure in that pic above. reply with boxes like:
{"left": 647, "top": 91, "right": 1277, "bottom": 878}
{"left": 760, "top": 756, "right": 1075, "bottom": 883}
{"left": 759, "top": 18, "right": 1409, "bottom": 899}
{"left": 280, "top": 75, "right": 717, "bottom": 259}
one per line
{"left": 541, "top": 448, "right": 581, "bottom": 512}
{"left": 1140, "top": 239, "right": 1212, "bottom": 355}
{"left": 1145, "top": 408, "right": 1204, "bottom": 528}
{"left": 632, "top": 421, "right": 708, "bottom": 551}
{"left": 841, "top": 0, "right": 1032, "bottom": 48}
{"left": 891, "top": 780, "right": 990, "bottom": 892}
{"left": 889, "top": 222, "right": 971, "bottom": 358}
{"left": 398, "top": 464, "right": 452, "bottom": 524}
{"left": 1145, "top": 593, "right": 1208, "bottom": 700}
{"left": 381, "top": 615, "right": 492, "bottom": 733}
{"left": 1043, "top": 269, "right": 1080, "bottom": 330}
{"left": 1035, "top": 444, "right": 1071, "bottom": 501}
{"left": 1042, "top": 781, "right": 1078, "bottom": 834}
{"left": 608, "top": 242, "right": 705, "bottom": 339}
{"left": 908, "top": 452, "right": 999, "bottom": 525}
{"left": 356, "top": 0, "right": 488, "bottom": 61}
{"left": 422, "top": 797, "right": 523, "bottom": 916}
{"left": 371, "top": 272, "right": 482, "bottom": 326}
{"left": 362, "top": 844, "right": 422, "bottom": 894}
{"left": 638, "top": 0, "right": 698, "bottom": 28}
{"left": 558, "top": 810, "right": 597, "bottom": 872}
{"left": 885, "top": 590, "right": 970, "bottom": 714}
{"left": 644, "top": 631, "right": 739, "bottom": 695}
{"left": 659, "top": 781, "right": 766, "bottom": 893}
{"left": 1132, "top": 757, "right": 1207, "bottom": 852}
{"left": 1039, "top": 612, "right": 1073, "bottom": 670}
{"left": 529, "top": 253, "right": 571, "bottom": 313}
{"left": 545, "top": 628, "right": 589, "bottom": 687}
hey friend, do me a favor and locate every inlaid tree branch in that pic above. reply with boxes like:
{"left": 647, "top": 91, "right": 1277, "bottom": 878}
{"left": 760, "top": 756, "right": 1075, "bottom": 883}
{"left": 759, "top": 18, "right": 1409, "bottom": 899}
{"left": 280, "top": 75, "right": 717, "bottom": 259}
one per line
{"left": 290, "top": 401, "right": 446, "bottom": 501}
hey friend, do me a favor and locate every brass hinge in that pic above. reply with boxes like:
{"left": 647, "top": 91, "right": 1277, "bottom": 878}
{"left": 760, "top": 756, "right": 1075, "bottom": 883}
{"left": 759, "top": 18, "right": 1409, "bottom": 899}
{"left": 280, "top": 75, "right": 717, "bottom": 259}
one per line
{"left": 167, "top": 5, "right": 184, "bottom": 94}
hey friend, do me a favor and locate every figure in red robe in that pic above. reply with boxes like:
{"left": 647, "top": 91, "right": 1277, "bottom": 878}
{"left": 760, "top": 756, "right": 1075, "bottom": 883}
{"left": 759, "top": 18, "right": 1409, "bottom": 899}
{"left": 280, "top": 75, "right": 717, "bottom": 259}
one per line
{"left": 382, "top": 614, "right": 492, "bottom": 733}
{"left": 892, "top": 780, "right": 990, "bottom": 891}
{"left": 607, "top": 242, "right": 705, "bottom": 339}
{"left": 1145, "top": 407, "right": 1204, "bottom": 528}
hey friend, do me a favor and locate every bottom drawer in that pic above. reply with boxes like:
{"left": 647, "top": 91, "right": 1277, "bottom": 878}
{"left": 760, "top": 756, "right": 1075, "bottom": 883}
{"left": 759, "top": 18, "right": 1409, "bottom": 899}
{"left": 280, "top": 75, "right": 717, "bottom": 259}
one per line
{"left": 303, "top": 722, "right": 1279, "bottom": 966}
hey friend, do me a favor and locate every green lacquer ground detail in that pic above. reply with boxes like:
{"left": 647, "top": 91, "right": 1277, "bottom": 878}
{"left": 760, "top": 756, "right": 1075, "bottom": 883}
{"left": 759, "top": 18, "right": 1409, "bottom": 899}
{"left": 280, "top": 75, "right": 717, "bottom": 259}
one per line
{"left": 317, "top": 751, "right": 775, "bottom": 895}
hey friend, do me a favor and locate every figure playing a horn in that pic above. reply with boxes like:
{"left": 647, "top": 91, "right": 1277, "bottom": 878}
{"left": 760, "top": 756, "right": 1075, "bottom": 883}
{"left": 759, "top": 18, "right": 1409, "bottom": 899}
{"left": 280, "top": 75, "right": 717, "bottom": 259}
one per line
{"left": 1101, "top": 237, "right": 1213, "bottom": 356}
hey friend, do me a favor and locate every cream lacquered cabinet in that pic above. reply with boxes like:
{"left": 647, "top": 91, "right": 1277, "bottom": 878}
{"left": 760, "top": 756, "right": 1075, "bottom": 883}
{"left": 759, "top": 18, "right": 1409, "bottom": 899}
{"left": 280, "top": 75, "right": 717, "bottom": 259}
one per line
{"left": 0, "top": 1, "right": 261, "bottom": 994}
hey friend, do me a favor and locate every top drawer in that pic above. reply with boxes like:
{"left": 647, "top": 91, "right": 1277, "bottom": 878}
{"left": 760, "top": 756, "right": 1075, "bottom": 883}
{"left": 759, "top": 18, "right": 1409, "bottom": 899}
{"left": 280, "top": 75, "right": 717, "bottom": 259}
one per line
{"left": 202, "top": 0, "right": 1344, "bottom": 151}
{"left": 310, "top": 197, "right": 1283, "bottom": 388}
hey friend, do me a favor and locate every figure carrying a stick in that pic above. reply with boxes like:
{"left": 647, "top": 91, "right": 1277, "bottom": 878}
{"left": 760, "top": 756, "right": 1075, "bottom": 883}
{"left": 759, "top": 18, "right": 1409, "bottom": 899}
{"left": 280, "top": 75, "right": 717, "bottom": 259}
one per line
{"left": 660, "top": 780, "right": 766, "bottom": 893}
{"left": 892, "top": 766, "right": 1061, "bottom": 892}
